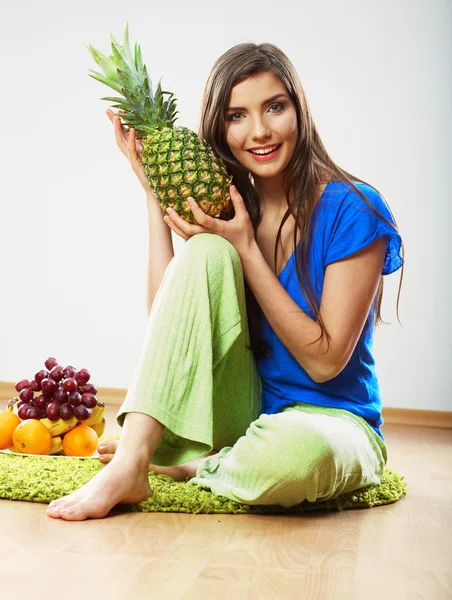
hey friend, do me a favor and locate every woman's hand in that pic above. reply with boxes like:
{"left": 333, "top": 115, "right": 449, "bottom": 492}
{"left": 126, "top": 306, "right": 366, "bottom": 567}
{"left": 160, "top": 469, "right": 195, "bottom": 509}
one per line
{"left": 163, "top": 185, "right": 257, "bottom": 260}
{"left": 106, "top": 108, "right": 154, "bottom": 197}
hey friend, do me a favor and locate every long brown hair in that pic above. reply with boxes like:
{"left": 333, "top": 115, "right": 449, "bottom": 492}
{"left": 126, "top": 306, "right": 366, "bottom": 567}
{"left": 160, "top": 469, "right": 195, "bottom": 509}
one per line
{"left": 198, "top": 42, "right": 404, "bottom": 360}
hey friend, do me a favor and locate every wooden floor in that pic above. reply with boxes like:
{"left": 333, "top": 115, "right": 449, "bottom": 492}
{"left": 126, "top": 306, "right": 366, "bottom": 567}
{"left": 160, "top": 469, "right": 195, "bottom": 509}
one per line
{"left": 0, "top": 406, "right": 451, "bottom": 600}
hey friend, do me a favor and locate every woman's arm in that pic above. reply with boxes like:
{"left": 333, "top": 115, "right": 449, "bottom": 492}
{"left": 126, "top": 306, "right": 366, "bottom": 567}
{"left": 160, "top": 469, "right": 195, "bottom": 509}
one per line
{"left": 240, "top": 236, "right": 387, "bottom": 383}
{"left": 104, "top": 110, "right": 175, "bottom": 313}
{"left": 146, "top": 193, "right": 174, "bottom": 315}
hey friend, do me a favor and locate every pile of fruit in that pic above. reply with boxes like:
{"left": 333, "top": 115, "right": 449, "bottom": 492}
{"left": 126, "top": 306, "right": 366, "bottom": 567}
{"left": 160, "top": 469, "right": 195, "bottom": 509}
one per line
{"left": 0, "top": 357, "right": 106, "bottom": 457}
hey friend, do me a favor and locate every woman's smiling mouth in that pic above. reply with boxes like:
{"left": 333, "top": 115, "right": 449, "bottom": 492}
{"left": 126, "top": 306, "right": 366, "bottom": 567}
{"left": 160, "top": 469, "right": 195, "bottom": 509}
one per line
{"left": 247, "top": 143, "right": 282, "bottom": 160}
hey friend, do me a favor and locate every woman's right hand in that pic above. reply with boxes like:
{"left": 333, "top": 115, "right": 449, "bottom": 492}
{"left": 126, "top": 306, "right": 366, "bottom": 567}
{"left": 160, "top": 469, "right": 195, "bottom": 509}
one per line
{"left": 106, "top": 108, "right": 155, "bottom": 198}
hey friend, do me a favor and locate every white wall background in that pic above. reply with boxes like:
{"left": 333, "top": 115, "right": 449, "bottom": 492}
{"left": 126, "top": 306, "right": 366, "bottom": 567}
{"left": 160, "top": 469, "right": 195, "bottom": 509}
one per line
{"left": 1, "top": 0, "right": 451, "bottom": 412}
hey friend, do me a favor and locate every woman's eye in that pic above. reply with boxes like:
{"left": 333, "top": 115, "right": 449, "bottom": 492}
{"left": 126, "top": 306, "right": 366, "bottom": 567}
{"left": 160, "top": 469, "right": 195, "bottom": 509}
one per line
{"left": 227, "top": 103, "right": 284, "bottom": 122}
{"left": 228, "top": 112, "right": 243, "bottom": 122}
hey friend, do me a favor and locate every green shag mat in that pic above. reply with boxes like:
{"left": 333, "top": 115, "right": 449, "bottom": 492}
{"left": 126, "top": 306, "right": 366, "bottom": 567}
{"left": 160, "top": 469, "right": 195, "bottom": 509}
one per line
{"left": 0, "top": 448, "right": 407, "bottom": 515}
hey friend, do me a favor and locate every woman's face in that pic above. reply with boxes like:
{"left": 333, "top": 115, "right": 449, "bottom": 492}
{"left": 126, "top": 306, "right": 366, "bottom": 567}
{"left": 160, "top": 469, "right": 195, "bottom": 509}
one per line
{"left": 225, "top": 72, "right": 298, "bottom": 180}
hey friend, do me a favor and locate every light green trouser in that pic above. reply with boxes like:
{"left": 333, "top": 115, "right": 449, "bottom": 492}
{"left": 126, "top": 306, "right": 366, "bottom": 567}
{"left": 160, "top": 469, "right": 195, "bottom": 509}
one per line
{"left": 117, "top": 233, "right": 387, "bottom": 508}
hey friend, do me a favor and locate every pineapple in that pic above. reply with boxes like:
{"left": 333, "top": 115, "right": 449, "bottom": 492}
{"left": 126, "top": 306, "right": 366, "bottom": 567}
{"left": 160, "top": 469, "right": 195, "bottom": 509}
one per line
{"left": 87, "top": 23, "right": 232, "bottom": 224}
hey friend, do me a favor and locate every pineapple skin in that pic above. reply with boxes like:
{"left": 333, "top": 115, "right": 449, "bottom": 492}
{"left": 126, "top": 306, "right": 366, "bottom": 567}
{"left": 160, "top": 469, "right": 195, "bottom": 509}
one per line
{"left": 141, "top": 126, "right": 233, "bottom": 225}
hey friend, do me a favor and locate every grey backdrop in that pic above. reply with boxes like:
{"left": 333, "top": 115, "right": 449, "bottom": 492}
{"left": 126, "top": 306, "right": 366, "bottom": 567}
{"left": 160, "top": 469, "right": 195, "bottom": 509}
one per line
{"left": 1, "top": 0, "right": 450, "bottom": 412}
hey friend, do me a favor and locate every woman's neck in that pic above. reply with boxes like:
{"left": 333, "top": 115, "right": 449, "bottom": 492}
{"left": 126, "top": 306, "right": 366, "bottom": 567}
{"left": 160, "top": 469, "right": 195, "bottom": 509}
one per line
{"left": 253, "top": 174, "right": 328, "bottom": 218}
{"left": 253, "top": 173, "right": 287, "bottom": 212}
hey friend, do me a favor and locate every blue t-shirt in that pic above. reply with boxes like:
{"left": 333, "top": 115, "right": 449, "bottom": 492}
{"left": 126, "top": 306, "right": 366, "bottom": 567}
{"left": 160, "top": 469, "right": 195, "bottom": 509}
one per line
{"left": 257, "top": 180, "right": 403, "bottom": 440}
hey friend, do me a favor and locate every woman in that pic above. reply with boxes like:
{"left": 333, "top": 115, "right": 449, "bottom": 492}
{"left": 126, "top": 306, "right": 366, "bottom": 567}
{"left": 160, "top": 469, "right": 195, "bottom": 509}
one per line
{"left": 47, "top": 43, "right": 404, "bottom": 521}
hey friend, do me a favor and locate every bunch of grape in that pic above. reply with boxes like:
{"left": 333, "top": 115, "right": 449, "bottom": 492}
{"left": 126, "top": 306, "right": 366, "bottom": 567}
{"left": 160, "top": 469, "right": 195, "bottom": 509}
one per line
{"left": 14, "top": 357, "right": 99, "bottom": 422}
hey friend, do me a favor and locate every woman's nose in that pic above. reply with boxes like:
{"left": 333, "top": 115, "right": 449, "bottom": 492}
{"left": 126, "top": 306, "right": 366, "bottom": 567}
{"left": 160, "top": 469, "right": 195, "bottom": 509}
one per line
{"left": 251, "top": 120, "right": 271, "bottom": 140}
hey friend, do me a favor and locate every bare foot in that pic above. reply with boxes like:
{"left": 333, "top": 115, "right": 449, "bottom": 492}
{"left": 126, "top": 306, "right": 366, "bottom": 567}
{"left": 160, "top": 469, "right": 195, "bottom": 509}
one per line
{"left": 98, "top": 439, "right": 217, "bottom": 481}
{"left": 46, "top": 456, "right": 152, "bottom": 521}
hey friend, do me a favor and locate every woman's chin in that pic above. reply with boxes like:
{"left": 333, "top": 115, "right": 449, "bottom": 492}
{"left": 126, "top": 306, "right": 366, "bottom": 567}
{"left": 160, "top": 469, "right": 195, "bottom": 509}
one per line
{"left": 249, "top": 165, "right": 285, "bottom": 180}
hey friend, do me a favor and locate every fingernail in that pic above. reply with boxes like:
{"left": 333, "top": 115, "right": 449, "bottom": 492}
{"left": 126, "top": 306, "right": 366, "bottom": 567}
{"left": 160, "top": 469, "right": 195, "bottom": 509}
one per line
{"left": 231, "top": 185, "right": 237, "bottom": 193}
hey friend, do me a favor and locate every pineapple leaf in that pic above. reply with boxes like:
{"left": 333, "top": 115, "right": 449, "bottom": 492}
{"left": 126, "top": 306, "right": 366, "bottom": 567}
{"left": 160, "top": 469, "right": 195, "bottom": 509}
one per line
{"left": 116, "top": 66, "right": 138, "bottom": 93}
{"left": 99, "top": 96, "right": 131, "bottom": 108}
{"left": 88, "top": 71, "right": 124, "bottom": 95}
{"left": 86, "top": 45, "right": 118, "bottom": 80}
{"left": 110, "top": 41, "right": 130, "bottom": 75}
{"left": 122, "top": 22, "right": 135, "bottom": 72}
{"left": 109, "top": 32, "right": 121, "bottom": 49}
{"left": 89, "top": 24, "right": 181, "bottom": 129}
{"left": 134, "top": 44, "right": 144, "bottom": 73}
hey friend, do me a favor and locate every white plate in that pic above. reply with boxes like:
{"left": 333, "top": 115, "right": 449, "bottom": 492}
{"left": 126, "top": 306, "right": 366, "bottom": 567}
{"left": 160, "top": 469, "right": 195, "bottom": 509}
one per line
{"left": 0, "top": 448, "right": 100, "bottom": 459}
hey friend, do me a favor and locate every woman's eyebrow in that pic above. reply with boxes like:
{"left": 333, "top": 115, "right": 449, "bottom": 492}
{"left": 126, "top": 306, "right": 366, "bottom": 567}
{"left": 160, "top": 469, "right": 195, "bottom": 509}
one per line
{"left": 227, "top": 93, "right": 288, "bottom": 112}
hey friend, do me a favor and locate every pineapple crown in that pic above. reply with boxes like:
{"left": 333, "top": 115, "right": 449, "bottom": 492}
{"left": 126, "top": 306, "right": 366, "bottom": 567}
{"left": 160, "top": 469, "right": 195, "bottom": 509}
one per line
{"left": 87, "top": 23, "right": 179, "bottom": 136}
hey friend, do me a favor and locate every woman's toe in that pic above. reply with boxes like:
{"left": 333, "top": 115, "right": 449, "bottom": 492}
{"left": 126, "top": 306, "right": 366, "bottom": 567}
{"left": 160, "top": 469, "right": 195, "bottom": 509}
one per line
{"left": 59, "top": 506, "right": 77, "bottom": 519}
{"left": 47, "top": 498, "right": 65, "bottom": 511}
{"left": 97, "top": 440, "right": 118, "bottom": 454}
{"left": 99, "top": 453, "right": 114, "bottom": 465}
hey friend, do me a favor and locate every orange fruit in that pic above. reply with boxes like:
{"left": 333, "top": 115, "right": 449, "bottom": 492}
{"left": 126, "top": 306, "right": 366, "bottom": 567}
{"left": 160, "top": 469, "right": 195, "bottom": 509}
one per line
{"left": 63, "top": 424, "right": 98, "bottom": 457}
{"left": 0, "top": 410, "right": 21, "bottom": 450}
{"left": 12, "top": 419, "right": 52, "bottom": 455}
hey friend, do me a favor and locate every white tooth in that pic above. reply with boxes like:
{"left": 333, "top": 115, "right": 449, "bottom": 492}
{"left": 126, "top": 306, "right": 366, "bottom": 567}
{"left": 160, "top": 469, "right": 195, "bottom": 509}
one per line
{"left": 251, "top": 145, "right": 278, "bottom": 155}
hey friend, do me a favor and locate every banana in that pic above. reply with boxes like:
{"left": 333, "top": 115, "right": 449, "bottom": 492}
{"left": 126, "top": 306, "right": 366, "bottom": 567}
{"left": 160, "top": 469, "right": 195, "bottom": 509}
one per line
{"left": 48, "top": 435, "right": 63, "bottom": 455}
{"left": 40, "top": 415, "right": 78, "bottom": 436}
{"left": 90, "top": 417, "right": 106, "bottom": 437}
{"left": 84, "top": 402, "right": 105, "bottom": 427}
{"left": 7, "top": 398, "right": 19, "bottom": 414}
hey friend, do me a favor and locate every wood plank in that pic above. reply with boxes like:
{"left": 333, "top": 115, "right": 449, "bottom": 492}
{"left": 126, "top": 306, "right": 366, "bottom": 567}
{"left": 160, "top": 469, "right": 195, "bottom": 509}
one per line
{"left": 0, "top": 405, "right": 451, "bottom": 599}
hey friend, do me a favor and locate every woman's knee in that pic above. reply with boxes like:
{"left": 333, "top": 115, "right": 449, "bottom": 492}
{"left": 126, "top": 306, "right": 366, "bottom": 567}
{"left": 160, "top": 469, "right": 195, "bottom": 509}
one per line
{"left": 183, "top": 233, "right": 243, "bottom": 283}
{"left": 243, "top": 412, "right": 337, "bottom": 481}
{"left": 185, "top": 233, "right": 239, "bottom": 263}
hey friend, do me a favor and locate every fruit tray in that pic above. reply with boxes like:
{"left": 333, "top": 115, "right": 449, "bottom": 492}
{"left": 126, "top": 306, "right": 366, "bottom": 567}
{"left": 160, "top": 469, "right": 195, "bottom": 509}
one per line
{"left": 1, "top": 357, "right": 107, "bottom": 459}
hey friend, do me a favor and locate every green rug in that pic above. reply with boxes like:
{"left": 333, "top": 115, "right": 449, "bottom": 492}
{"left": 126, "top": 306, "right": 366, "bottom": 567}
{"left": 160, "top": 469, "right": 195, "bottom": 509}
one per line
{"left": 0, "top": 447, "right": 407, "bottom": 514}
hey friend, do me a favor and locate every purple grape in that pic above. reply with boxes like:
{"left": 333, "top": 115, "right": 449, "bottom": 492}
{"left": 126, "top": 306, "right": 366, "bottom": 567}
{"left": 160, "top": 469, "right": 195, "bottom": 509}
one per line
{"left": 59, "top": 403, "right": 74, "bottom": 419}
{"left": 81, "top": 393, "right": 97, "bottom": 408}
{"left": 30, "top": 379, "right": 41, "bottom": 392}
{"left": 33, "top": 395, "right": 47, "bottom": 409}
{"left": 63, "top": 365, "right": 76, "bottom": 379}
{"left": 44, "top": 357, "right": 59, "bottom": 371}
{"left": 81, "top": 383, "right": 98, "bottom": 395}
{"left": 63, "top": 378, "right": 77, "bottom": 393}
{"left": 54, "top": 387, "right": 68, "bottom": 403}
{"left": 19, "top": 387, "right": 34, "bottom": 403}
{"left": 75, "top": 369, "right": 91, "bottom": 386}
{"left": 46, "top": 403, "right": 60, "bottom": 421}
{"left": 73, "top": 404, "right": 91, "bottom": 421}
{"left": 41, "top": 378, "right": 58, "bottom": 397}
{"left": 49, "top": 365, "right": 64, "bottom": 382}
{"left": 15, "top": 379, "right": 31, "bottom": 393}
{"left": 26, "top": 406, "right": 41, "bottom": 420}
{"left": 18, "top": 404, "right": 29, "bottom": 420}
{"left": 35, "top": 370, "right": 49, "bottom": 384}
{"left": 68, "top": 391, "right": 82, "bottom": 407}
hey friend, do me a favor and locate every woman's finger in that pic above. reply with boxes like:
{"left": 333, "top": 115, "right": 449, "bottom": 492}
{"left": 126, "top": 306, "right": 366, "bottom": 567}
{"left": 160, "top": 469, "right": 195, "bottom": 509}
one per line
{"left": 127, "top": 128, "right": 147, "bottom": 177}
{"left": 112, "top": 114, "right": 129, "bottom": 158}
{"left": 186, "top": 197, "right": 218, "bottom": 230}
{"left": 164, "top": 215, "right": 190, "bottom": 240}
{"left": 166, "top": 205, "right": 209, "bottom": 236}
{"left": 127, "top": 127, "right": 137, "bottom": 160}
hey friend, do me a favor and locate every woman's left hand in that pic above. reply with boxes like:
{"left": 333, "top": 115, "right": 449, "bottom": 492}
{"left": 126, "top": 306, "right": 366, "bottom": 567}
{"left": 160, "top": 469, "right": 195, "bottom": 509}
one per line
{"left": 164, "top": 185, "right": 257, "bottom": 260}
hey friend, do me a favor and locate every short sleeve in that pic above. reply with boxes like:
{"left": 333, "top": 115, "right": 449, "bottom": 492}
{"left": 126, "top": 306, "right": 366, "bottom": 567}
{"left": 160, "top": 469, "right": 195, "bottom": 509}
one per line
{"left": 324, "top": 184, "right": 403, "bottom": 276}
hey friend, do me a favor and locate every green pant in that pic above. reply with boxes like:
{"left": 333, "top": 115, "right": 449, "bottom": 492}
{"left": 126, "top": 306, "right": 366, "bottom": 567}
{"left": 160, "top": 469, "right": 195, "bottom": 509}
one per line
{"left": 117, "top": 233, "right": 387, "bottom": 508}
